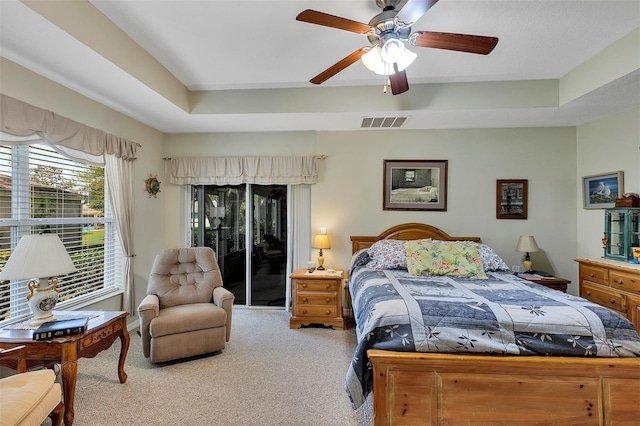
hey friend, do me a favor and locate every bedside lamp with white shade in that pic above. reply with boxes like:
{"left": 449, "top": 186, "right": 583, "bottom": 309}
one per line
{"left": 0, "top": 234, "right": 77, "bottom": 325}
{"left": 516, "top": 235, "right": 540, "bottom": 273}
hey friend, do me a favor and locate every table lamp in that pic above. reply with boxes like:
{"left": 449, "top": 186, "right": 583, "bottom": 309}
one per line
{"left": 0, "top": 234, "right": 77, "bottom": 325}
{"left": 312, "top": 233, "right": 330, "bottom": 271}
{"left": 516, "top": 235, "right": 540, "bottom": 272}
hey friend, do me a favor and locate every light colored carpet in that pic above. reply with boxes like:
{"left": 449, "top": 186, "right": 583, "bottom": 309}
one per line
{"left": 45, "top": 308, "right": 373, "bottom": 426}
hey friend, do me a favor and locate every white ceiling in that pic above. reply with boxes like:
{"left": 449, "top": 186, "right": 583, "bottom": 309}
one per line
{"left": 1, "top": 0, "right": 639, "bottom": 134}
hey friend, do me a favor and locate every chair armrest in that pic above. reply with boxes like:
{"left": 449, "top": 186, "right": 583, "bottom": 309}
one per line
{"left": 137, "top": 294, "right": 159, "bottom": 358}
{"left": 213, "top": 287, "right": 234, "bottom": 342}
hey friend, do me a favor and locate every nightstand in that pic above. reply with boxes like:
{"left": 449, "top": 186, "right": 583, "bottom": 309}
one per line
{"left": 289, "top": 268, "right": 344, "bottom": 330}
{"left": 520, "top": 275, "right": 570, "bottom": 292}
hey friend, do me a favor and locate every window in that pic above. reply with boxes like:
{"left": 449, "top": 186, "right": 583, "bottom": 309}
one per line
{"left": 0, "top": 144, "right": 122, "bottom": 323}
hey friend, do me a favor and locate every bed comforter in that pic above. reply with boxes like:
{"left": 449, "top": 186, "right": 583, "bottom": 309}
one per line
{"left": 344, "top": 267, "right": 640, "bottom": 408}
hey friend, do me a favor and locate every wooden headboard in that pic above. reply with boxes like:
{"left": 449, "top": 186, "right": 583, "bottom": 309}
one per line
{"left": 350, "top": 223, "right": 481, "bottom": 254}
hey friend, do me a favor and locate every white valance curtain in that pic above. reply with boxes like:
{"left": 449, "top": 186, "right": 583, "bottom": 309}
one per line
{"left": 0, "top": 94, "right": 138, "bottom": 315}
{"left": 1, "top": 94, "right": 137, "bottom": 163}
{"left": 170, "top": 156, "right": 318, "bottom": 185}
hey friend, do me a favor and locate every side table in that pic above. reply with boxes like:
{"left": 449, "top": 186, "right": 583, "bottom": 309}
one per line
{"left": 290, "top": 268, "right": 345, "bottom": 330}
{"left": 520, "top": 276, "right": 571, "bottom": 292}
{"left": 0, "top": 310, "right": 129, "bottom": 426}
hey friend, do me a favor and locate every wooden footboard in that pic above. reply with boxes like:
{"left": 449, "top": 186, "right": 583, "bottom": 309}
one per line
{"left": 369, "top": 350, "right": 640, "bottom": 425}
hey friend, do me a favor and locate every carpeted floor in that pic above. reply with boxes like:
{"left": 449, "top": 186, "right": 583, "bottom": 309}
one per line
{"left": 44, "top": 308, "right": 373, "bottom": 426}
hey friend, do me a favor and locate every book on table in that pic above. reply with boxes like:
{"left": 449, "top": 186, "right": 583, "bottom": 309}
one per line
{"left": 32, "top": 318, "right": 88, "bottom": 341}
{"left": 518, "top": 271, "right": 556, "bottom": 280}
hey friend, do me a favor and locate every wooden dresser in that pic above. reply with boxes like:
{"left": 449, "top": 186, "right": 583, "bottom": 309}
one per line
{"left": 575, "top": 258, "right": 640, "bottom": 334}
{"left": 289, "top": 268, "right": 344, "bottom": 330}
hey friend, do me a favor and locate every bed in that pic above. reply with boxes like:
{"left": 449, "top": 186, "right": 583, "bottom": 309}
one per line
{"left": 345, "top": 223, "right": 640, "bottom": 425}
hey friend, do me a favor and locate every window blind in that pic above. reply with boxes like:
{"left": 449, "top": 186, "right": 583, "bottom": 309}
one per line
{"left": 0, "top": 144, "right": 121, "bottom": 323}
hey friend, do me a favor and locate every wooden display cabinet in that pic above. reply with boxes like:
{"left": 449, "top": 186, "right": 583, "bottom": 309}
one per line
{"left": 603, "top": 208, "right": 640, "bottom": 261}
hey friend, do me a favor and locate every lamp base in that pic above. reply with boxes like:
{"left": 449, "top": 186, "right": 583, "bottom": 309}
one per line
{"left": 317, "top": 250, "right": 325, "bottom": 270}
{"left": 27, "top": 279, "right": 59, "bottom": 326}
{"left": 523, "top": 260, "right": 533, "bottom": 273}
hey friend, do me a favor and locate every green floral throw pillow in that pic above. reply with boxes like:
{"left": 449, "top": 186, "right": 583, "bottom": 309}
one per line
{"left": 405, "top": 240, "right": 488, "bottom": 279}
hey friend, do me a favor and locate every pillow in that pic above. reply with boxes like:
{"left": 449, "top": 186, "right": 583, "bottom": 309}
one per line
{"left": 349, "top": 248, "right": 371, "bottom": 273}
{"left": 477, "top": 244, "right": 510, "bottom": 271}
{"left": 366, "top": 239, "right": 410, "bottom": 270}
{"left": 405, "top": 240, "right": 487, "bottom": 279}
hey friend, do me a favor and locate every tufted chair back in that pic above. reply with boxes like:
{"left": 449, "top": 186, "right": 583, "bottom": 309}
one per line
{"left": 147, "top": 247, "right": 223, "bottom": 310}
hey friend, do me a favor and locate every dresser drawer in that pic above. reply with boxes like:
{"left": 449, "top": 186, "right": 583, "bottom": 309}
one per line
{"left": 581, "top": 282, "right": 626, "bottom": 314}
{"left": 295, "top": 279, "right": 339, "bottom": 292}
{"left": 580, "top": 265, "right": 608, "bottom": 285}
{"left": 297, "top": 305, "right": 338, "bottom": 318}
{"left": 610, "top": 270, "right": 640, "bottom": 295}
{"left": 297, "top": 292, "right": 337, "bottom": 306}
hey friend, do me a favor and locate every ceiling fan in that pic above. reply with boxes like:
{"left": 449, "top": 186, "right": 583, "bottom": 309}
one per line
{"left": 296, "top": 0, "right": 498, "bottom": 95}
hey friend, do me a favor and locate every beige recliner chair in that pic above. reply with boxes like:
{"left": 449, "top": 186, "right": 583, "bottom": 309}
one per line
{"left": 138, "top": 247, "right": 234, "bottom": 363}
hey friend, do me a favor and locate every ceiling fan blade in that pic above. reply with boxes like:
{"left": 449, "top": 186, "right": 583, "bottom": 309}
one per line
{"left": 310, "top": 48, "right": 368, "bottom": 85}
{"left": 410, "top": 31, "right": 499, "bottom": 55}
{"left": 389, "top": 64, "right": 409, "bottom": 95}
{"left": 296, "top": 9, "right": 372, "bottom": 34}
{"left": 396, "top": 0, "right": 439, "bottom": 26}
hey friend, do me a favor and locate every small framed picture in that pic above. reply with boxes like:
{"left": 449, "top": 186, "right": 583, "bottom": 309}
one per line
{"left": 496, "top": 179, "right": 528, "bottom": 219}
{"left": 582, "top": 171, "right": 624, "bottom": 209}
{"left": 383, "top": 160, "right": 448, "bottom": 211}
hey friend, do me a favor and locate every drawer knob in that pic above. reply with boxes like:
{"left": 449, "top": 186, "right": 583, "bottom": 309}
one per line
{"left": 609, "top": 299, "right": 616, "bottom": 304}
{"left": 325, "top": 310, "right": 331, "bottom": 315}
{"left": 326, "top": 297, "right": 331, "bottom": 303}
{"left": 325, "top": 284, "right": 330, "bottom": 289}
{"left": 302, "top": 309, "right": 307, "bottom": 314}
{"left": 586, "top": 291, "right": 592, "bottom": 296}
{"left": 590, "top": 273, "right": 595, "bottom": 277}
{"left": 302, "top": 297, "right": 308, "bottom": 303}
{"left": 302, "top": 283, "right": 307, "bottom": 288}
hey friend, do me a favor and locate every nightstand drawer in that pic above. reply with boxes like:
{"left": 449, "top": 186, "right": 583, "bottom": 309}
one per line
{"left": 610, "top": 271, "right": 640, "bottom": 295}
{"left": 297, "top": 305, "right": 338, "bottom": 318}
{"left": 295, "top": 279, "right": 339, "bottom": 292}
{"left": 581, "top": 282, "right": 626, "bottom": 314}
{"left": 580, "top": 265, "right": 608, "bottom": 285}
{"left": 297, "top": 292, "right": 337, "bottom": 306}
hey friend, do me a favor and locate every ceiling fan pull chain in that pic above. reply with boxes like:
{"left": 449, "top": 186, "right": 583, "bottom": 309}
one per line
{"left": 383, "top": 77, "right": 391, "bottom": 93}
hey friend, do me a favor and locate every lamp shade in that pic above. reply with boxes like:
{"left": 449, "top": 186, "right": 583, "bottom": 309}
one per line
{"left": 361, "top": 43, "right": 417, "bottom": 76}
{"left": 0, "top": 234, "right": 76, "bottom": 280}
{"left": 515, "top": 236, "right": 540, "bottom": 253}
{"left": 312, "top": 234, "right": 330, "bottom": 250}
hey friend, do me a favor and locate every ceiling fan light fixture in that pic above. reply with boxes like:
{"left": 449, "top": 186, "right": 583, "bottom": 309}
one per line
{"left": 394, "top": 47, "right": 417, "bottom": 72}
{"left": 362, "top": 46, "right": 394, "bottom": 76}
{"left": 380, "top": 38, "right": 404, "bottom": 63}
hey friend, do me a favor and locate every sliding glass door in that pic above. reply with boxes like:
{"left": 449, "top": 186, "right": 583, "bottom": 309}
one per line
{"left": 191, "top": 184, "right": 287, "bottom": 307}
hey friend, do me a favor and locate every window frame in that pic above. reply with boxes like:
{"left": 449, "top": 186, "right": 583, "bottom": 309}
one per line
{"left": 0, "top": 144, "right": 123, "bottom": 325}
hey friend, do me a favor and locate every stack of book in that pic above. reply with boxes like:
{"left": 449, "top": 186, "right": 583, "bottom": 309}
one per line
{"left": 32, "top": 318, "right": 88, "bottom": 341}
{"left": 518, "top": 271, "right": 555, "bottom": 280}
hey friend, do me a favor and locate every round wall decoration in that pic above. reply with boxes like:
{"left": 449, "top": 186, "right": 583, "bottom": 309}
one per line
{"left": 145, "top": 174, "right": 161, "bottom": 198}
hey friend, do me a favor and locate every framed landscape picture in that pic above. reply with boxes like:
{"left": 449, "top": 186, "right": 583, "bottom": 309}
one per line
{"left": 383, "top": 160, "right": 448, "bottom": 211}
{"left": 496, "top": 179, "right": 528, "bottom": 219}
{"left": 582, "top": 171, "right": 624, "bottom": 209}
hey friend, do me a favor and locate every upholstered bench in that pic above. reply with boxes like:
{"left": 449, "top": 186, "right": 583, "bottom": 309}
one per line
{"left": 0, "top": 346, "right": 64, "bottom": 426}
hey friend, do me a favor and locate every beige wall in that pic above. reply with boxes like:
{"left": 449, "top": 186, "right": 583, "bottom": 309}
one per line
{"left": 576, "top": 107, "right": 640, "bottom": 260}
{"left": 2, "top": 57, "right": 638, "bottom": 311}
{"left": 164, "top": 127, "right": 579, "bottom": 292}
